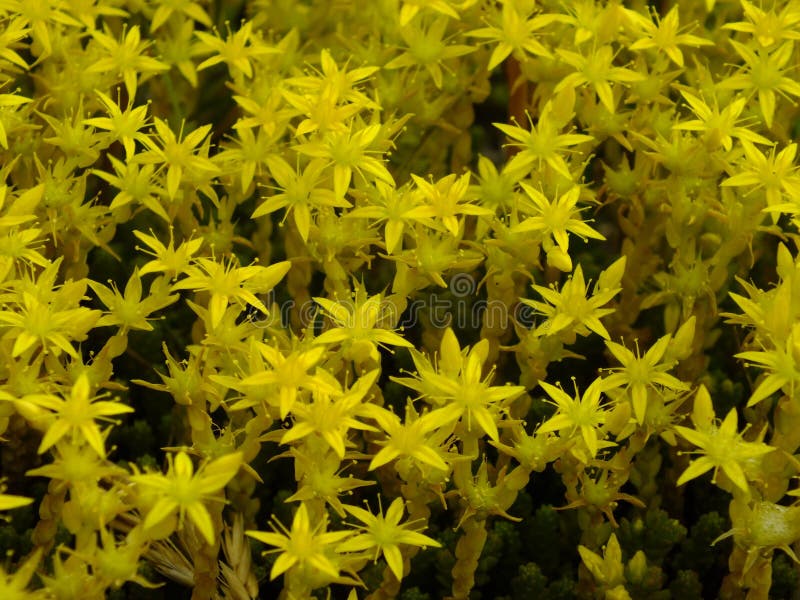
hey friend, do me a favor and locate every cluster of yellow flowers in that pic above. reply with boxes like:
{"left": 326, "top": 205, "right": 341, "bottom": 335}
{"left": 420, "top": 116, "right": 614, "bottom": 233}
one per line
{"left": 1, "top": 0, "right": 800, "bottom": 598}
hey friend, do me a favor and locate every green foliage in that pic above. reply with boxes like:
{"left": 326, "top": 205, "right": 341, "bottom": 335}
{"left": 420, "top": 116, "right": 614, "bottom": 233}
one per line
{"left": 617, "top": 509, "right": 688, "bottom": 566}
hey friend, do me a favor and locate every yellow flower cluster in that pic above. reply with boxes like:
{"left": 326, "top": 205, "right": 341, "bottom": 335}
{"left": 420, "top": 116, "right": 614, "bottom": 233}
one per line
{"left": 0, "top": 1, "right": 800, "bottom": 599}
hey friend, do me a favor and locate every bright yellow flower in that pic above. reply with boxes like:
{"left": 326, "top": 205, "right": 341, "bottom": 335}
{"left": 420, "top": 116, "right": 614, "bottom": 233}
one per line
{"left": 722, "top": 140, "right": 800, "bottom": 219}
{"left": 364, "top": 401, "right": 453, "bottom": 472}
{"left": 384, "top": 17, "right": 473, "bottom": 89}
{"left": 285, "top": 48, "right": 379, "bottom": 110}
{"left": 171, "top": 257, "right": 291, "bottom": 329}
{"left": 537, "top": 378, "right": 610, "bottom": 460}
{"left": 133, "top": 228, "right": 204, "bottom": 279}
{"left": 246, "top": 502, "right": 351, "bottom": 581}
{"left": 238, "top": 342, "right": 339, "bottom": 419}
{"left": 90, "top": 268, "right": 178, "bottom": 332}
{"left": 314, "top": 285, "right": 412, "bottom": 363}
{"left": 398, "top": 0, "right": 461, "bottom": 27}
{"left": 83, "top": 90, "right": 150, "bottom": 161}
{"left": 0, "top": 547, "right": 46, "bottom": 600}
{"left": 86, "top": 24, "right": 169, "bottom": 97}
{"left": 601, "top": 333, "right": 689, "bottom": 424}
{"left": 0, "top": 0, "right": 81, "bottom": 60}
{"left": 674, "top": 386, "right": 774, "bottom": 494}
{"left": 737, "top": 324, "right": 800, "bottom": 407}
{"left": 251, "top": 157, "right": 349, "bottom": 242}
{"left": 394, "top": 328, "right": 524, "bottom": 442}
{"left": 293, "top": 123, "right": 394, "bottom": 198}
{"left": 511, "top": 184, "right": 605, "bottom": 272}
{"left": 719, "top": 40, "right": 800, "bottom": 129}
{"left": 196, "top": 21, "right": 278, "bottom": 80}
{"left": 722, "top": 0, "right": 800, "bottom": 49}
{"left": 628, "top": 5, "right": 712, "bottom": 67}
{"left": 407, "top": 172, "right": 494, "bottom": 237}
{"left": 149, "top": 0, "right": 212, "bottom": 32}
{"left": 93, "top": 156, "right": 167, "bottom": 221}
{"left": 136, "top": 118, "right": 220, "bottom": 200}
{"left": 15, "top": 372, "right": 133, "bottom": 458}
{"left": 346, "top": 180, "right": 435, "bottom": 254}
{"left": 338, "top": 497, "right": 440, "bottom": 581}
{"left": 521, "top": 258, "right": 625, "bottom": 341}
{"left": 555, "top": 45, "right": 645, "bottom": 113}
{"left": 673, "top": 90, "right": 771, "bottom": 151}
{"left": 494, "top": 102, "right": 593, "bottom": 180}
{"left": 131, "top": 450, "right": 243, "bottom": 545}
{"left": 280, "top": 370, "right": 379, "bottom": 458}
{"left": 467, "top": 2, "right": 559, "bottom": 69}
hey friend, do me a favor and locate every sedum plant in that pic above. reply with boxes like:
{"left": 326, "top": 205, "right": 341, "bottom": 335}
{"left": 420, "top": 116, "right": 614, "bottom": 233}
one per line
{"left": 1, "top": 0, "right": 800, "bottom": 599}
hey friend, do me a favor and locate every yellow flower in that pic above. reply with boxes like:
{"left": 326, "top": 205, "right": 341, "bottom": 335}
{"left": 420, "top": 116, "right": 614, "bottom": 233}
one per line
{"left": 467, "top": 2, "right": 558, "bottom": 69}
{"left": 718, "top": 40, "right": 800, "bottom": 129}
{"left": 494, "top": 102, "right": 593, "bottom": 180}
{"left": 83, "top": 90, "right": 151, "bottom": 161}
{"left": 736, "top": 324, "right": 800, "bottom": 407}
{"left": 628, "top": 5, "right": 712, "bottom": 67}
{"left": 364, "top": 401, "right": 453, "bottom": 472}
{"left": 149, "top": 0, "right": 212, "bottom": 32}
{"left": 338, "top": 497, "right": 440, "bottom": 581}
{"left": 674, "top": 386, "right": 774, "bottom": 494}
{"left": 722, "top": 140, "right": 800, "bottom": 219}
{"left": 0, "top": 547, "right": 46, "bottom": 600}
{"left": 293, "top": 123, "right": 394, "bottom": 198}
{"left": 286, "top": 448, "right": 373, "bottom": 517}
{"left": 511, "top": 184, "right": 605, "bottom": 272}
{"left": 384, "top": 16, "right": 473, "bottom": 89}
{"left": 171, "top": 256, "right": 291, "bottom": 329}
{"left": 280, "top": 370, "right": 380, "bottom": 458}
{"left": 246, "top": 502, "right": 351, "bottom": 581}
{"left": 251, "top": 157, "right": 349, "bottom": 242}
{"left": 722, "top": 0, "right": 800, "bottom": 48}
{"left": 675, "top": 88, "right": 774, "bottom": 152}
{"left": 285, "top": 48, "right": 379, "bottom": 110}
{"left": 398, "top": 0, "right": 461, "bottom": 27}
{"left": 86, "top": 24, "right": 169, "bottom": 98}
{"left": 196, "top": 21, "right": 278, "bottom": 80}
{"left": 136, "top": 117, "right": 220, "bottom": 200}
{"left": 90, "top": 268, "right": 178, "bottom": 332}
{"left": 393, "top": 328, "right": 524, "bottom": 442}
{"left": 131, "top": 450, "right": 243, "bottom": 545}
{"left": 537, "top": 378, "right": 610, "bottom": 460}
{"left": 93, "top": 156, "right": 167, "bottom": 221}
{"left": 91, "top": 526, "right": 159, "bottom": 590}
{"left": 15, "top": 372, "right": 133, "bottom": 458}
{"left": 0, "top": 264, "right": 100, "bottom": 358}
{"left": 520, "top": 258, "right": 625, "bottom": 341}
{"left": 0, "top": 0, "right": 81, "bottom": 60}
{"left": 133, "top": 228, "right": 204, "bottom": 279}
{"left": 346, "top": 180, "right": 435, "bottom": 254}
{"left": 407, "top": 172, "right": 494, "bottom": 237}
{"left": 314, "top": 285, "right": 412, "bottom": 363}
{"left": 555, "top": 45, "right": 645, "bottom": 113}
{"left": 0, "top": 17, "right": 31, "bottom": 70}
{"left": 237, "top": 342, "right": 339, "bottom": 419}
{"left": 26, "top": 441, "right": 125, "bottom": 489}
{"left": 214, "top": 126, "right": 281, "bottom": 192}
{"left": 601, "top": 333, "right": 689, "bottom": 424}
